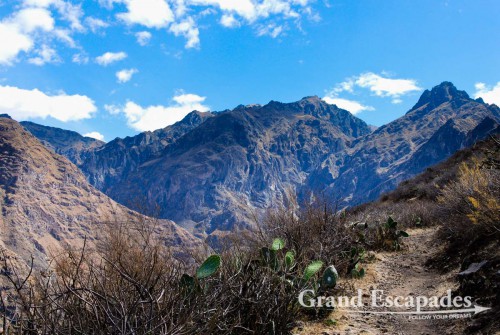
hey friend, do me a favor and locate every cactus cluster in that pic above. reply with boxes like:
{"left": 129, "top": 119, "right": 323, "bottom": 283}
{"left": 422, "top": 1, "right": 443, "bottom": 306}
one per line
{"left": 261, "top": 238, "right": 339, "bottom": 295}
{"left": 377, "top": 216, "right": 409, "bottom": 250}
{"left": 348, "top": 246, "right": 366, "bottom": 279}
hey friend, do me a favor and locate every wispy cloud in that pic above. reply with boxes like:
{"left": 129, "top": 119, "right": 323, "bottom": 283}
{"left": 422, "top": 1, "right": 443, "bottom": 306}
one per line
{"left": 28, "top": 44, "right": 60, "bottom": 65}
{"left": 257, "top": 23, "right": 283, "bottom": 38}
{"left": 169, "top": 17, "right": 200, "bottom": 49}
{"left": 326, "top": 72, "right": 422, "bottom": 107}
{"left": 85, "top": 17, "right": 109, "bottom": 33}
{"left": 135, "top": 31, "right": 152, "bottom": 46}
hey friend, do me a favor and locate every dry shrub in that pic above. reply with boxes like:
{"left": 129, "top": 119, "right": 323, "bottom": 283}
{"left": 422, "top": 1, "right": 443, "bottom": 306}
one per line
{"left": 263, "top": 200, "right": 358, "bottom": 276}
{"left": 438, "top": 160, "right": 500, "bottom": 235}
{"left": 2, "top": 202, "right": 358, "bottom": 335}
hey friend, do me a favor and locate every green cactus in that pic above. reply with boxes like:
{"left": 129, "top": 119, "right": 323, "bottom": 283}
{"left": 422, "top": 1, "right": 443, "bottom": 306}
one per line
{"left": 285, "top": 250, "right": 295, "bottom": 269}
{"left": 351, "top": 263, "right": 365, "bottom": 279}
{"left": 379, "top": 216, "right": 410, "bottom": 251}
{"left": 196, "top": 254, "right": 221, "bottom": 279}
{"left": 321, "top": 265, "right": 338, "bottom": 289}
{"left": 271, "top": 238, "right": 285, "bottom": 251}
{"left": 303, "top": 260, "right": 323, "bottom": 281}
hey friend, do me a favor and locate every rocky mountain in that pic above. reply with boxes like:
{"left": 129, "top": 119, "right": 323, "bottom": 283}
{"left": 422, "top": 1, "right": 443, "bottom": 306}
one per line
{"left": 79, "top": 97, "right": 373, "bottom": 241}
{"left": 20, "top": 121, "right": 105, "bottom": 165}
{"left": 23, "top": 82, "right": 500, "bottom": 246}
{"left": 322, "top": 82, "right": 500, "bottom": 205}
{"left": 0, "top": 115, "right": 201, "bottom": 266}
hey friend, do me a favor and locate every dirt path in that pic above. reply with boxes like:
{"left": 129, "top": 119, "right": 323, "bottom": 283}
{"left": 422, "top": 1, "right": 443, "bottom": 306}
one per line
{"left": 295, "top": 227, "right": 461, "bottom": 335}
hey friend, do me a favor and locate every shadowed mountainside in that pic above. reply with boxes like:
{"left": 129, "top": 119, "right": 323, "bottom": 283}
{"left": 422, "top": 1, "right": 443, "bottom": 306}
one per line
{"left": 0, "top": 116, "right": 202, "bottom": 266}
{"left": 23, "top": 82, "right": 500, "bottom": 245}
{"left": 20, "top": 121, "right": 105, "bottom": 165}
{"left": 320, "top": 82, "right": 500, "bottom": 205}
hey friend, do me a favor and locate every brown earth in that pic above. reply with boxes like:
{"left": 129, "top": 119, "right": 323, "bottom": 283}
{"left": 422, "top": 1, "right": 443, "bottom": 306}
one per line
{"left": 0, "top": 116, "right": 202, "bottom": 268}
{"left": 294, "top": 228, "right": 481, "bottom": 335}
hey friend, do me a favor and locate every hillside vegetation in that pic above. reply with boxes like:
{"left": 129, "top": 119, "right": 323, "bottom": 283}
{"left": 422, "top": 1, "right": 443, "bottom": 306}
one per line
{"left": 1, "top": 134, "right": 498, "bottom": 334}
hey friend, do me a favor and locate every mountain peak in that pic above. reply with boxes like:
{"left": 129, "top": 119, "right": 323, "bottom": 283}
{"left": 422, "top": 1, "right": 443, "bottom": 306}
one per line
{"left": 412, "top": 81, "right": 470, "bottom": 110}
{"left": 300, "top": 95, "right": 321, "bottom": 102}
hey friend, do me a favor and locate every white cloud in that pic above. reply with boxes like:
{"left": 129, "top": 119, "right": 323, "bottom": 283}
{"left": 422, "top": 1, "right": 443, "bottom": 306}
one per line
{"left": 86, "top": 17, "right": 109, "bottom": 33}
{"left": 0, "top": 1, "right": 91, "bottom": 65}
{"left": 355, "top": 72, "right": 421, "bottom": 100}
{"left": 0, "top": 85, "right": 96, "bottom": 122}
{"left": 169, "top": 17, "right": 200, "bottom": 49}
{"left": 257, "top": 23, "right": 283, "bottom": 38}
{"left": 111, "top": 92, "right": 209, "bottom": 131}
{"left": 13, "top": 7, "right": 55, "bottom": 32}
{"left": 116, "top": 68, "right": 138, "bottom": 83}
{"left": 327, "top": 72, "right": 422, "bottom": 105}
{"left": 72, "top": 52, "right": 89, "bottom": 64}
{"left": 116, "top": 0, "right": 175, "bottom": 28}
{"left": 0, "top": 7, "right": 55, "bottom": 65}
{"left": 104, "top": 104, "right": 121, "bottom": 114}
{"left": 97, "top": 0, "right": 316, "bottom": 47}
{"left": 188, "top": 0, "right": 307, "bottom": 22}
{"left": 28, "top": 44, "right": 60, "bottom": 65}
{"left": 83, "top": 131, "right": 105, "bottom": 141}
{"left": 95, "top": 51, "right": 127, "bottom": 66}
{"left": 53, "top": 28, "right": 76, "bottom": 47}
{"left": 474, "top": 82, "right": 500, "bottom": 106}
{"left": 23, "top": 0, "right": 84, "bottom": 32}
{"left": 220, "top": 14, "right": 240, "bottom": 28}
{"left": 323, "top": 97, "right": 374, "bottom": 115}
{"left": 0, "top": 23, "right": 33, "bottom": 65}
{"left": 135, "top": 31, "right": 152, "bottom": 45}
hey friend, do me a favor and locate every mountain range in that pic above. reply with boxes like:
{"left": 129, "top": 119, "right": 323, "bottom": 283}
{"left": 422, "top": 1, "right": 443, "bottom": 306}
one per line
{"left": 0, "top": 115, "right": 201, "bottom": 267}
{"left": 19, "top": 82, "right": 500, "bottom": 246}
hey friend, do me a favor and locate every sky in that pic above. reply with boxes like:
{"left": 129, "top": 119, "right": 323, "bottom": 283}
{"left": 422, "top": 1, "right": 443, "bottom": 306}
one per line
{"left": 0, "top": 0, "right": 499, "bottom": 142}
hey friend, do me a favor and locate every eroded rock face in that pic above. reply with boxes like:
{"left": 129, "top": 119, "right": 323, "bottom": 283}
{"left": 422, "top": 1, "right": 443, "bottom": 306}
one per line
{"left": 99, "top": 97, "right": 372, "bottom": 240}
{"left": 23, "top": 83, "right": 500, "bottom": 246}
{"left": 0, "top": 117, "right": 201, "bottom": 267}
{"left": 321, "top": 82, "right": 500, "bottom": 206}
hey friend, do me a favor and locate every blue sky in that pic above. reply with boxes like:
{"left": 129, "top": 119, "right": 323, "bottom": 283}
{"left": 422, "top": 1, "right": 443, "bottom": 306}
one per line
{"left": 0, "top": 0, "right": 499, "bottom": 141}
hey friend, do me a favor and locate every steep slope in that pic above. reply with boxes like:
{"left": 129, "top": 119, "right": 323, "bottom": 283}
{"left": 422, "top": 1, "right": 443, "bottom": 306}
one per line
{"left": 80, "top": 110, "right": 214, "bottom": 192}
{"left": 321, "top": 82, "right": 500, "bottom": 205}
{"left": 106, "top": 97, "right": 372, "bottom": 240}
{"left": 23, "top": 82, "right": 500, "bottom": 247}
{"left": 0, "top": 115, "right": 200, "bottom": 266}
{"left": 23, "top": 111, "right": 214, "bottom": 193}
{"left": 20, "top": 121, "right": 104, "bottom": 165}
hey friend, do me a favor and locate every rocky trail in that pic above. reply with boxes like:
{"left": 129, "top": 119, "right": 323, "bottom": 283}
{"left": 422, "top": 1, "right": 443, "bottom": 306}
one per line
{"left": 296, "top": 227, "right": 465, "bottom": 335}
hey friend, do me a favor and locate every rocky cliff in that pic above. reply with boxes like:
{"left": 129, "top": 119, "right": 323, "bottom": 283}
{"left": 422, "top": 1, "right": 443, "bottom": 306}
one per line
{"left": 23, "top": 82, "right": 500, "bottom": 246}
{"left": 80, "top": 97, "right": 373, "bottom": 240}
{"left": 0, "top": 116, "right": 201, "bottom": 266}
{"left": 322, "top": 82, "right": 500, "bottom": 205}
